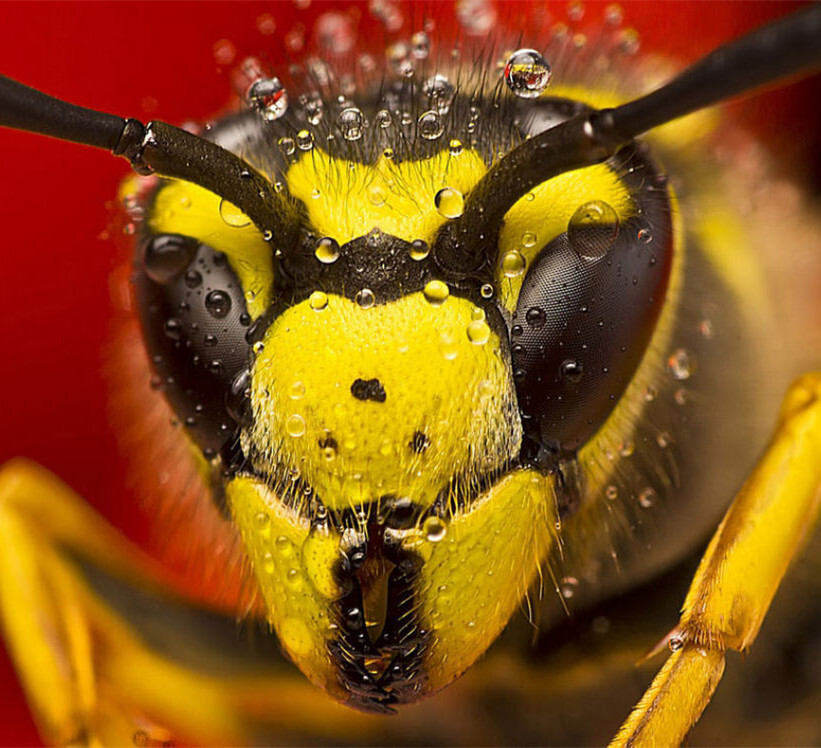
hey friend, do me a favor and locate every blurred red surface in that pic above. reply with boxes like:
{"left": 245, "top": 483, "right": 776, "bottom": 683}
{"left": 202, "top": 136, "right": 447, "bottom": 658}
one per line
{"left": 0, "top": 2, "right": 818, "bottom": 745}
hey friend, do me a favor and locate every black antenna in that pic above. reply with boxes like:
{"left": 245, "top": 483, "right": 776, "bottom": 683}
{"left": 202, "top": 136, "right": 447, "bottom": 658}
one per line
{"left": 434, "top": 2, "right": 821, "bottom": 277}
{"left": 0, "top": 75, "right": 300, "bottom": 251}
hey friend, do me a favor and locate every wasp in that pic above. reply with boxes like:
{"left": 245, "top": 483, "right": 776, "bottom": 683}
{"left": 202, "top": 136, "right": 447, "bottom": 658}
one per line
{"left": 1, "top": 2, "right": 820, "bottom": 745}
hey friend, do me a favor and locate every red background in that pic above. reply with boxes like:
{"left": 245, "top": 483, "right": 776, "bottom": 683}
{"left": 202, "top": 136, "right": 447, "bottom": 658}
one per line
{"left": 0, "top": 2, "right": 819, "bottom": 745}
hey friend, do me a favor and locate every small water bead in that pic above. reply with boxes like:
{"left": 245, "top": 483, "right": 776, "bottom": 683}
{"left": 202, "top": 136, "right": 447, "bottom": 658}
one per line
{"left": 424, "top": 516, "right": 447, "bottom": 542}
{"left": 314, "top": 237, "right": 340, "bottom": 264}
{"left": 163, "top": 318, "right": 182, "bottom": 340}
{"left": 289, "top": 381, "right": 306, "bottom": 400}
{"left": 219, "top": 198, "right": 251, "bottom": 228}
{"left": 434, "top": 187, "right": 464, "bottom": 219}
{"left": 355, "top": 288, "right": 375, "bottom": 308}
{"left": 637, "top": 227, "right": 653, "bottom": 244}
{"left": 560, "top": 359, "right": 584, "bottom": 384}
{"left": 525, "top": 306, "right": 546, "bottom": 327}
{"left": 560, "top": 576, "right": 579, "bottom": 599}
{"left": 605, "top": 3, "right": 624, "bottom": 25}
{"left": 253, "top": 341, "right": 265, "bottom": 355}
{"left": 439, "top": 332, "right": 459, "bottom": 360}
{"left": 619, "top": 27, "right": 641, "bottom": 55}
{"left": 501, "top": 250, "right": 526, "bottom": 278}
{"left": 309, "top": 290, "right": 329, "bottom": 311}
{"left": 411, "top": 31, "right": 431, "bottom": 59}
{"left": 409, "top": 240, "right": 430, "bottom": 261}
{"left": 338, "top": 107, "right": 364, "bottom": 141}
{"left": 568, "top": 200, "right": 620, "bottom": 261}
{"left": 674, "top": 387, "right": 688, "bottom": 406}
{"left": 618, "top": 439, "right": 635, "bottom": 457}
{"left": 480, "top": 283, "right": 494, "bottom": 299}
{"left": 521, "top": 231, "right": 537, "bottom": 248}
{"left": 423, "top": 280, "right": 450, "bottom": 306}
{"left": 368, "top": 185, "right": 387, "bottom": 206}
{"left": 467, "top": 320, "right": 491, "bottom": 345}
{"left": 605, "top": 484, "right": 618, "bottom": 500}
{"left": 286, "top": 414, "right": 306, "bottom": 438}
{"left": 667, "top": 348, "right": 693, "bottom": 380}
{"left": 449, "top": 138, "right": 463, "bottom": 156}
{"left": 422, "top": 74, "right": 456, "bottom": 113}
{"left": 699, "top": 319, "right": 714, "bottom": 339}
{"left": 657, "top": 431, "right": 671, "bottom": 448}
{"left": 296, "top": 129, "right": 314, "bottom": 150}
{"left": 315, "top": 11, "right": 356, "bottom": 55}
{"left": 278, "top": 136, "right": 296, "bottom": 156}
{"left": 205, "top": 290, "right": 232, "bottom": 318}
{"left": 504, "top": 49, "right": 552, "bottom": 98}
{"left": 638, "top": 487, "right": 656, "bottom": 508}
{"left": 247, "top": 77, "right": 288, "bottom": 121}
{"left": 387, "top": 42, "right": 413, "bottom": 77}
{"left": 374, "top": 109, "right": 392, "bottom": 129}
{"left": 418, "top": 110, "right": 444, "bottom": 140}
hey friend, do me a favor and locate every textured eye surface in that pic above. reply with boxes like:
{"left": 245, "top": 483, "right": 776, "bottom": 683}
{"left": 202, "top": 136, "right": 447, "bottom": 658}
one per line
{"left": 511, "top": 148, "right": 673, "bottom": 459}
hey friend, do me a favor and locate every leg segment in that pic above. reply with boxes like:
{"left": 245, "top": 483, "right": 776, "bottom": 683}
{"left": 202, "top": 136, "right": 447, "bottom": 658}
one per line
{"left": 611, "top": 373, "right": 821, "bottom": 747}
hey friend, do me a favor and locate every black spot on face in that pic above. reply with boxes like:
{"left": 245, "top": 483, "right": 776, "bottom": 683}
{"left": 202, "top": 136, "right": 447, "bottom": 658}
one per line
{"left": 351, "top": 378, "right": 387, "bottom": 403}
{"left": 410, "top": 431, "right": 430, "bottom": 454}
{"left": 319, "top": 435, "right": 338, "bottom": 451}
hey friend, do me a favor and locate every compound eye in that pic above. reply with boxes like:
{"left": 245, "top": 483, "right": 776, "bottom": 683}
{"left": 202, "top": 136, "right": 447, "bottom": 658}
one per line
{"left": 512, "top": 181, "right": 673, "bottom": 459}
{"left": 136, "top": 234, "right": 254, "bottom": 459}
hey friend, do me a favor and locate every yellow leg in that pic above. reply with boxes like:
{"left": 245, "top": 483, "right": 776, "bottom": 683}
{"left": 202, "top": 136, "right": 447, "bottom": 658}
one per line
{"left": 0, "top": 459, "right": 379, "bottom": 746}
{"left": 611, "top": 373, "right": 821, "bottom": 747}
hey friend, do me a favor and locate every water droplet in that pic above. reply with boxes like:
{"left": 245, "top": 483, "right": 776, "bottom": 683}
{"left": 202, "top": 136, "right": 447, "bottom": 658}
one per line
{"left": 386, "top": 42, "right": 413, "bottom": 77}
{"left": 356, "top": 288, "right": 375, "bottom": 308}
{"left": 698, "top": 319, "right": 714, "bottom": 339}
{"left": 253, "top": 341, "right": 265, "bottom": 355}
{"left": 184, "top": 270, "right": 202, "bottom": 289}
{"left": 568, "top": 200, "right": 619, "bottom": 261}
{"left": 467, "top": 320, "right": 491, "bottom": 345}
{"left": 618, "top": 27, "right": 640, "bottom": 55}
{"left": 449, "top": 138, "right": 463, "bottom": 156}
{"left": 668, "top": 633, "right": 684, "bottom": 652}
{"left": 368, "top": 185, "right": 387, "bottom": 206}
{"left": 560, "top": 359, "right": 584, "bottom": 384}
{"left": 374, "top": 109, "right": 392, "bottom": 129}
{"left": 338, "top": 107, "right": 364, "bottom": 141}
{"left": 525, "top": 307, "right": 546, "bottom": 327}
{"left": 309, "top": 290, "right": 329, "bottom": 311}
{"left": 480, "top": 283, "right": 494, "bottom": 299}
{"left": 314, "top": 237, "right": 340, "bottom": 264}
{"left": 418, "top": 110, "right": 444, "bottom": 140}
{"left": 637, "top": 227, "right": 653, "bottom": 244}
{"left": 247, "top": 77, "right": 288, "bottom": 121}
{"left": 315, "top": 11, "right": 355, "bottom": 54}
{"left": 278, "top": 136, "right": 296, "bottom": 156}
{"left": 423, "top": 280, "right": 449, "bottom": 306}
{"left": 219, "top": 198, "right": 251, "bottom": 228}
{"left": 286, "top": 414, "right": 306, "bottom": 437}
{"left": 439, "top": 331, "right": 459, "bottom": 360}
{"left": 501, "top": 250, "right": 526, "bottom": 278}
{"left": 674, "top": 387, "right": 688, "bottom": 406}
{"left": 638, "top": 487, "right": 656, "bottom": 508}
{"left": 422, "top": 74, "right": 455, "bottom": 113}
{"left": 434, "top": 187, "right": 464, "bottom": 219}
{"left": 560, "top": 576, "right": 578, "bottom": 599}
{"left": 143, "top": 235, "right": 198, "bottom": 284}
{"left": 618, "top": 439, "right": 635, "bottom": 457}
{"left": 411, "top": 30, "right": 430, "bottom": 59}
{"left": 521, "top": 231, "right": 537, "bottom": 248}
{"left": 205, "top": 290, "right": 232, "bottom": 319}
{"left": 296, "top": 129, "right": 314, "bottom": 150}
{"left": 163, "top": 318, "right": 182, "bottom": 340}
{"left": 504, "top": 49, "right": 552, "bottom": 98}
{"left": 275, "top": 534, "right": 293, "bottom": 556}
{"left": 605, "top": 3, "right": 624, "bottom": 26}
{"left": 667, "top": 348, "right": 693, "bottom": 380}
{"left": 644, "top": 385, "right": 657, "bottom": 402}
{"left": 409, "top": 240, "right": 430, "bottom": 261}
{"left": 657, "top": 431, "right": 671, "bottom": 448}
{"left": 605, "top": 484, "right": 618, "bottom": 500}
{"left": 423, "top": 515, "right": 447, "bottom": 542}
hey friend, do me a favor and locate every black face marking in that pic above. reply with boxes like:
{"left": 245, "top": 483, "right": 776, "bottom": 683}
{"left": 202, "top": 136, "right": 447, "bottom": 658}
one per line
{"left": 351, "top": 378, "right": 387, "bottom": 403}
{"left": 410, "top": 431, "right": 430, "bottom": 454}
{"left": 319, "top": 435, "right": 338, "bottom": 451}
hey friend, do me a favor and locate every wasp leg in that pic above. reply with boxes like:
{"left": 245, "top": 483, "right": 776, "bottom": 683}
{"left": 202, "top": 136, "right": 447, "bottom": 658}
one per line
{"left": 0, "top": 459, "right": 379, "bottom": 746}
{"left": 610, "top": 373, "right": 821, "bottom": 748}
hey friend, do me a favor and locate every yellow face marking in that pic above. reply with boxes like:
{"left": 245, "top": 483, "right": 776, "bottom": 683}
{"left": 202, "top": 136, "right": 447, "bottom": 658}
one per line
{"left": 285, "top": 148, "right": 487, "bottom": 245}
{"left": 148, "top": 180, "right": 272, "bottom": 318}
{"left": 249, "top": 292, "right": 520, "bottom": 511}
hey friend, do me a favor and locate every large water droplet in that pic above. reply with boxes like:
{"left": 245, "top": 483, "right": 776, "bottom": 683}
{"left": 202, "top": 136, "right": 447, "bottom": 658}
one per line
{"left": 568, "top": 200, "right": 619, "bottom": 261}
{"left": 501, "top": 250, "right": 526, "bottom": 278}
{"left": 338, "top": 107, "right": 364, "bottom": 141}
{"left": 434, "top": 187, "right": 464, "bottom": 219}
{"left": 286, "top": 414, "right": 306, "bottom": 437}
{"left": 423, "top": 279, "right": 450, "bottom": 306}
{"left": 296, "top": 129, "right": 314, "bottom": 151}
{"left": 314, "top": 237, "right": 340, "bottom": 264}
{"left": 219, "top": 198, "right": 251, "bottom": 228}
{"left": 424, "top": 515, "right": 447, "bottom": 542}
{"left": 205, "top": 290, "right": 232, "bottom": 319}
{"left": 422, "top": 74, "right": 455, "bottom": 113}
{"left": 418, "top": 110, "right": 444, "bottom": 140}
{"left": 143, "top": 234, "right": 198, "bottom": 284}
{"left": 309, "top": 290, "right": 329, "bottom": 311}
{"left": 356, "top": 288, "right": 375, "bottom": 308}
{"left": 504, "top": 49, "right": 552, "bottom": 98}
{"left": 467, "top": 320, "right": 491, "bottom": 345}
{"left": 247, "top": 77, "right": 288, "bottom": 121}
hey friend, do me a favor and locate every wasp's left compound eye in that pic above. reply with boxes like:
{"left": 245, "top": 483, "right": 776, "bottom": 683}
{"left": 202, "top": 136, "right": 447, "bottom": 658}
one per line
{"left": 511, "top": 150, "right": 673, "bottom": 461}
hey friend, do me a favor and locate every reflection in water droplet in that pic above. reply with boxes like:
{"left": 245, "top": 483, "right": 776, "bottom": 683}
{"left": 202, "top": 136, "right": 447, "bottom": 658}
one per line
{"left": 637, "top": 227, "right": 653, "bottom": 244}
{"left": 277, "top": 136, "right": 296, "bottom": 156}
{"left": 423, "top": 280, "right": 450, "bottom": 306}
{"left": 205, "top": 290, "right": 232, "bottom": 319}
{"left": 667, "top": 348, "right": 693, "bottom": 380}
{"left": 338, "top": 107, "right": 364, "bottom": 141}
{"left": 247, "top": 77, "right": 288, "bottom": 121}
{"left": 504, "top": 49, "right": 552, "bottom": 98}
{"left": 424, "top": 516, "right": 447, "bottom": 542}
{"left": 309, "top": 290, "right": 329, "bottom": 311}
{"left": 355, "top": 288, "right": 375, "bottom": 308}
{"left": 219, "top": 198, "right": 251, "bottom": 228}
{"left": 375, "top": 109, "right": 392, "bottom": 128}
{"left": 296, "top": 129, "right": 314, "bottom": 150}
{"left": 314, "top": 237, "right": 340, "bottom": 264}
{"left": 501, "top": 250, "right": 526, "bottom": 278}
{"left": 423, "top": 74, "right": 455, "bottom": 113}
{"left": 434, "top": 187, "right": 464, "bottom": 219}
{"left": 286, "top": 414, "right": 306, "bottom": 437}
{"left": 418, "top": 110, "right": 444, "bottom": 140}
{"left": 480, "top": 283, "right": 494, "bottom": 299}
{"left": 410, "top": 240, "right": 430, "bottom": 261}
{"left": 568, "top": 200, "right": 619, "bottom": 261}
{"left": 467, "top": 320, "right": 491, "bottom": 345}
